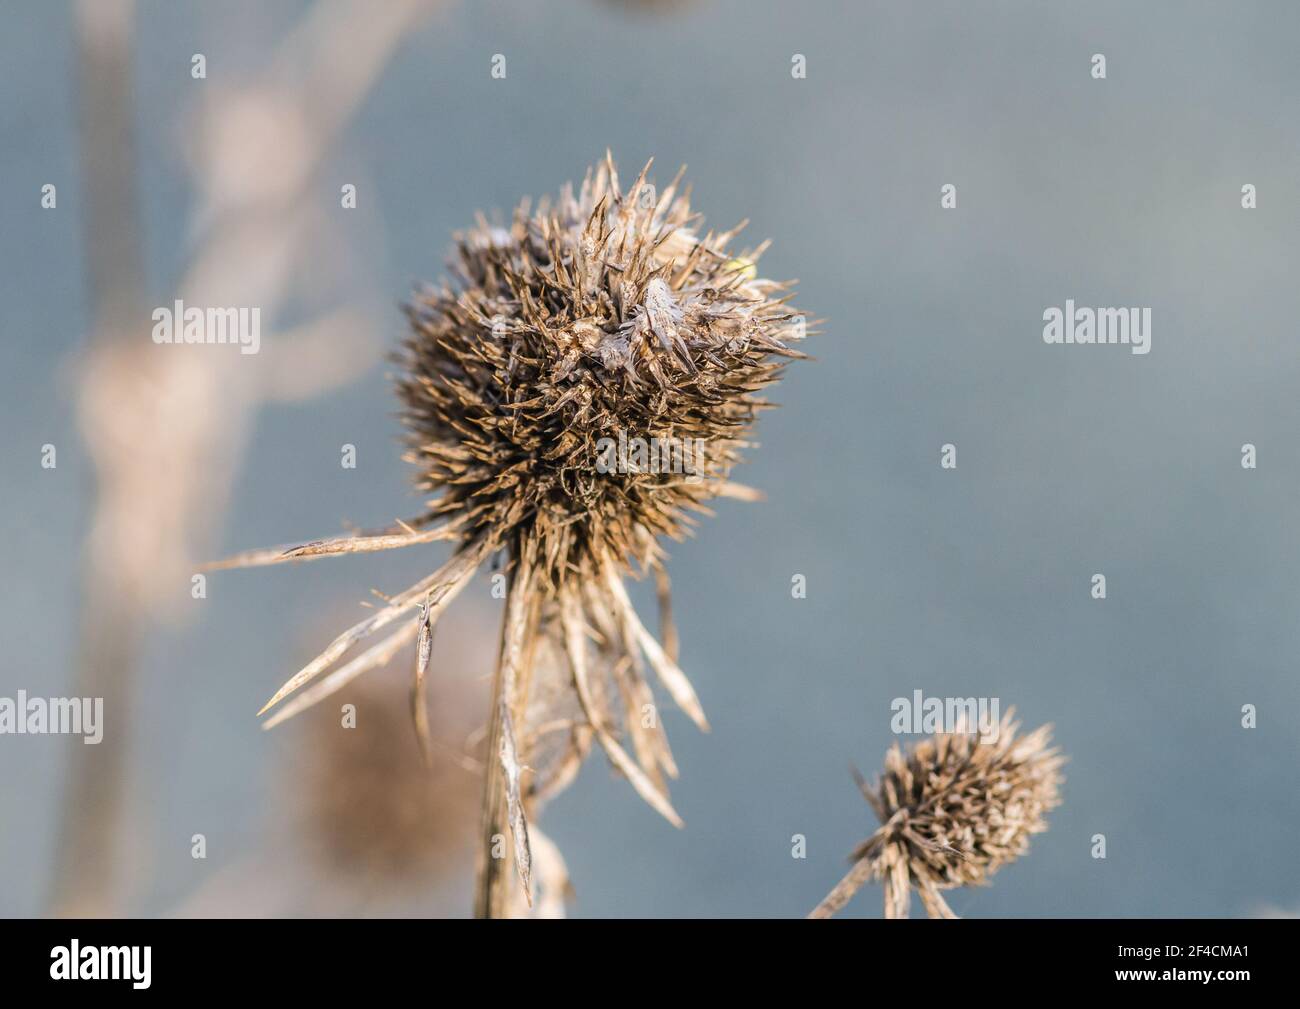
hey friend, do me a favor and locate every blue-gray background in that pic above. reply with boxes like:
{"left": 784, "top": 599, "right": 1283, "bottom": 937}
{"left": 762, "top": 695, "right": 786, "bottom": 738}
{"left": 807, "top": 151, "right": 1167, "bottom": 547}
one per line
{"left": 3, "top": 0, "right": 1298, "bottom": 917}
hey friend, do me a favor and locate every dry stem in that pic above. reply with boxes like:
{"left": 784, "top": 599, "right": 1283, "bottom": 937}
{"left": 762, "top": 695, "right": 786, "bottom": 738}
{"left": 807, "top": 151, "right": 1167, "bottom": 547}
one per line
{"left": 807, "top": 857, "right": 875, "bottom": 920}
{"left": 474, "top": 544, "right": 536, "bottom": 917}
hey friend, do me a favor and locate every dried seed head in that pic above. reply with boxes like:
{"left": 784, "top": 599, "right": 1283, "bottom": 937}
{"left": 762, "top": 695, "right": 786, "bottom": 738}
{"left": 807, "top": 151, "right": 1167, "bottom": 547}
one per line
{"left": 211, "top": 155, "right": 811, "bottom": 915}
{"left": 396, "top": 154, "right": 806, "bottom": 590}
{"left": 810, "top": 710, "right": 1065, "bottom": 919}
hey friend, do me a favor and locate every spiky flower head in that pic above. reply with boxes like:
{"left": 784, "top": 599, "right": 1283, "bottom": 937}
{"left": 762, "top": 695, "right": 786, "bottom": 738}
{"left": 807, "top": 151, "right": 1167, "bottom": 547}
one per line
{"left": 810, "top": 711, "right": 1064, "bottom": 919}
{"left": 396, "top": 153, "right": 804, "bottom": 592}
{"left": 210, "top": 155, "right": 807, "bottom": 916}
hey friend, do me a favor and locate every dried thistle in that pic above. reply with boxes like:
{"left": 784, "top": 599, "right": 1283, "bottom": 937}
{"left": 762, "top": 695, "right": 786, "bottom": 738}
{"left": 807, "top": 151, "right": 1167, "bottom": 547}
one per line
{"left": 209, "top": 154, "right": 808, "bottom": 916}
{"left": 809, "top": 710, "right": 1064, "bottom": 919}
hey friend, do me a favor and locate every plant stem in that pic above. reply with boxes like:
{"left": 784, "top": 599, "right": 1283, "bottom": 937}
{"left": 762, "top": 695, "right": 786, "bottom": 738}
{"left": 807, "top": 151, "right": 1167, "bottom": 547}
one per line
{"left": 807, "top": 857, "right": 875, "bottom": 919}
{"left": 473, "top": 618, "right": 511, "bottom": 918}
{"left": 51, "top": 0, "right": 142, "bottom": 917}
{"left": 473, "top": 543, "right": 537, "bottom": 918}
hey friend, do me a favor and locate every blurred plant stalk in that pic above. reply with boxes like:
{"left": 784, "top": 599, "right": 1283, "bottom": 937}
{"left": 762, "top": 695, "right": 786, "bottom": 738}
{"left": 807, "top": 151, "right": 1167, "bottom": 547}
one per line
{"left": 51, "top": 0, "right": 439, "bottom": 916}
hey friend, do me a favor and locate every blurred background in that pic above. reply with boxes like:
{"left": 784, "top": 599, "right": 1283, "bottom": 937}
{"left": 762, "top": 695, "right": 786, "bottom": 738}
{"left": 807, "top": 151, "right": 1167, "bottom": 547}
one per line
{"left": 2, "top": 0, "right": 1299, "bottom": 918}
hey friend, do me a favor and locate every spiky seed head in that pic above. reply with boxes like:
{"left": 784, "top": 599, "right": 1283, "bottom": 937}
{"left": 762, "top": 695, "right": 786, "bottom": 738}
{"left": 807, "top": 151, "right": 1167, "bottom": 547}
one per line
{"left": 396, "top": 155, "right": 805, "bottom": 588}
{"left": 212, "top": 156, "right": 811, "bottom": 911}
{"left": 812, "top": 710, "right": 1064, "bottom": 918}
{"left": 864, "top": 711, "right": 1063, "bottom": 886}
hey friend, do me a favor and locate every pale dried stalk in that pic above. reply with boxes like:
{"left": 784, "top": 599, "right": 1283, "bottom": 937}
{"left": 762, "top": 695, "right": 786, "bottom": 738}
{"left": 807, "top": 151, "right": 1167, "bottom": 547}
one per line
{"left": 475, "top": 544, "right": 537, "bottom": 918}
{"left": 53, "top": 0, "right": 441, "bottom": 916}
{"left": 807, "top": 857, "right": 875, "bottom": 920}
{"left": 51, "top": 0, "right": 143, "bottom": 918}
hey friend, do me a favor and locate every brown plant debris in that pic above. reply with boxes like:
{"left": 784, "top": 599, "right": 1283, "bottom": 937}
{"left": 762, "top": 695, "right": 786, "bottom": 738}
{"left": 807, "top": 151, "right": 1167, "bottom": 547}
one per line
{"left": 211, "top": 154, "right": 809, "bottom": 915}
{"left": 294, "top": 661, "right": 480, "bottom": 891}
{"left": 809, "top": 710, "right": 1065, "bottom": 919}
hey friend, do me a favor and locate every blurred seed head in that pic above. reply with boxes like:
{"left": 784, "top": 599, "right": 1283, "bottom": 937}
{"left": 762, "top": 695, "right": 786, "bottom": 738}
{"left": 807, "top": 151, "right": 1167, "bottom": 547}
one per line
{"left": 289, "top": 627, "right": 486, "bottom": 891}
